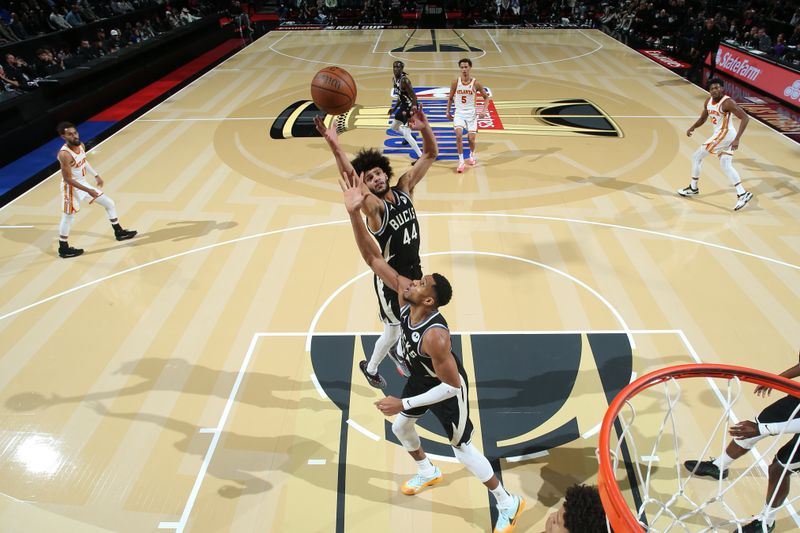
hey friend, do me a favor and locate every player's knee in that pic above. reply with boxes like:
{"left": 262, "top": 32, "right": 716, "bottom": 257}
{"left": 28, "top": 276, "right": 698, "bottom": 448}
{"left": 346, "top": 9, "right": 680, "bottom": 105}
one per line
{"left": 390, "top": 120, "right": 401, "bottom": 132}
{"left": 692, "top": 148, "right": 706, "bottom": 163}
{"left": 392, "top": 415, "right": 421, "bottom": 451}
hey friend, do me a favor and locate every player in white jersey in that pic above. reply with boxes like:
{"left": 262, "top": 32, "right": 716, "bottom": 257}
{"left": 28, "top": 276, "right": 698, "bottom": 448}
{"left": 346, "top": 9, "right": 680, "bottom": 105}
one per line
{"left": 446, "top": 58, "right": 492, "bottom": 173}
{"left": 56, "top": 122, "right": 136, "bottom": 258}
{"left": 339, "top": 170, "right": 526, "bottom": 533}
{"left": 678, "top": 78, "right": 753, "bottom": 211}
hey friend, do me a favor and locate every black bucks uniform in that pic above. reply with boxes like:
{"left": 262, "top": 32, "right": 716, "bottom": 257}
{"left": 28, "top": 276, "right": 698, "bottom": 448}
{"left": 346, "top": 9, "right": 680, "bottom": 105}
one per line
{"left": 369, "top": 187, "right": 422, "bottom": 324}
{"left": 392, "top": 73, "right": 414, "bottom": 124}
{"left": 399, "top": 304, "right": 474, "bottom": 447}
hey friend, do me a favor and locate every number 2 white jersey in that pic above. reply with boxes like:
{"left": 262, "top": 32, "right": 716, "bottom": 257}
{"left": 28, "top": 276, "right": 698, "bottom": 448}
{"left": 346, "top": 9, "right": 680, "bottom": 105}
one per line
{"left": 703, "top": 95, "right": 736, "bottom": 156}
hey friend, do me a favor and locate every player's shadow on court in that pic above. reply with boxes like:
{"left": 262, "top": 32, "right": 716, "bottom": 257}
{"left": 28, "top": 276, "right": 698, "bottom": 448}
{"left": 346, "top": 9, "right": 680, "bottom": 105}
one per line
{"left": 87, "top": 404, "right": 486, "bottom": 524}
{"left": 5, "top": 357, "right": 331, "bottom": 413}
{"left": 566, "top": 175, "right": 675, "bottom": 199}
{"left": 85, "top": 220, "right": 238, "bottom": 255}
{"left": 736, "top": 158, "right": 799, "bottom": 199}
{"left": 655, "top": 78, "right": 693, "bottom": 87}
{"left": 526, "top": 446, "right": 600, "bottom": 507}
{"left": 0, "top": 222, "right": 58, "bottom": 258}
{"left": 477, "top": 146, "right": 561, "bottom": 165}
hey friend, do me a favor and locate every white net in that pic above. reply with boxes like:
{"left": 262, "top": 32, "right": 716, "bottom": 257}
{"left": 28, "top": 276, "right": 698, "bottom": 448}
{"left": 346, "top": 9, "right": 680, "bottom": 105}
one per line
{"left": 604, "top": 372, "right": 800, "bottom": 532}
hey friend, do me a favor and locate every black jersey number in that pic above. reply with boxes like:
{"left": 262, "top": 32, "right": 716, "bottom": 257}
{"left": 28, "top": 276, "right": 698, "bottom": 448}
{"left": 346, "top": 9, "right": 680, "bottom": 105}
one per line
{"left": 402, "top": 225, "right": 418, "bottom": 245}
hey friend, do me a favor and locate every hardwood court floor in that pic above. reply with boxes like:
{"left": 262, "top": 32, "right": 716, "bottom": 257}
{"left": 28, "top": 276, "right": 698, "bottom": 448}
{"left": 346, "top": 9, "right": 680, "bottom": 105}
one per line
{"left": 0, "top": 29, "right": 798, "bottom": 532}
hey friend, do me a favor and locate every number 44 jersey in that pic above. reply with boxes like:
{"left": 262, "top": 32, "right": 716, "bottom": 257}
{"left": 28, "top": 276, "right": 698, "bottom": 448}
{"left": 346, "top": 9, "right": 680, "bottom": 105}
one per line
{"left": 369, "top": 187, "right": 421, "bottom": 279}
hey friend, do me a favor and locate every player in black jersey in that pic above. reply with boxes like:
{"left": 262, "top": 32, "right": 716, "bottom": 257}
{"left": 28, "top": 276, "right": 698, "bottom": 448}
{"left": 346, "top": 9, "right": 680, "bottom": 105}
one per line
{"left": 338, "top": 171, "right": 526, "bottom": 533}
{"left": 389, "top": 60, "right": 422, "bottom": 158}
{"left": 315, "top": 108, "right": 438, "bottom": 390}
{"left": 684, "top": 349, "right": 800, "bottom": 533}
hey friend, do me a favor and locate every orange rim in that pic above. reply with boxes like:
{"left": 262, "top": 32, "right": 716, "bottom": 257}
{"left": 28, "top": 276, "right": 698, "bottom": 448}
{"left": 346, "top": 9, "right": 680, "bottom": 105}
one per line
{"left": 597, "top": 364, "right": 800, "bottom": 533}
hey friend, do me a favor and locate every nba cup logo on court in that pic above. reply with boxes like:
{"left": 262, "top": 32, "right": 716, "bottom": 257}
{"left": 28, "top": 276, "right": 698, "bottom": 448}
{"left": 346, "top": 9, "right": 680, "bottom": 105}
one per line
{"left": 270, "top": 87, "right": 623, "bottom": 161}
{"left": 309, "top": 332, "right": 633, "bottom": 461}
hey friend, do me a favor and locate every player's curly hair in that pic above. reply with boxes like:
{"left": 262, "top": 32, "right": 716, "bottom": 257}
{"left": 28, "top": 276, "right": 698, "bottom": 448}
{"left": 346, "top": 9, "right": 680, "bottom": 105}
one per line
{"left": 563, "top": 484, "right": 608, "bottom": 533}
{"left": 707, "top": 77, "right": 724, "bottom": 89}
{"left": 351, "top": 148, "right": 393, "bottom": 181}
{"left": 431, "top": 273, "right": 452, "bottom": 307}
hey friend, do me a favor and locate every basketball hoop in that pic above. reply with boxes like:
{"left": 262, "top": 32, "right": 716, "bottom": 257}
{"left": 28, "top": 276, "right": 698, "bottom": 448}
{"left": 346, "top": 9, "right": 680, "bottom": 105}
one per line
{"left": 598, "top": 364, "right": 800, "bottom": 532}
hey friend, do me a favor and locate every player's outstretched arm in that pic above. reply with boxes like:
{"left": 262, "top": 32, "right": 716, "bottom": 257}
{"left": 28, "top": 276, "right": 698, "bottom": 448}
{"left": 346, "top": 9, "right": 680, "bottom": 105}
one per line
{"left": 315, "top": 115, "right": 358, "bottom": 179}
{"left": 340, "top": 170, "right": 409, "bottom": 295}
{"left": 397, "top": 108, "right": 438, "bottom": 196}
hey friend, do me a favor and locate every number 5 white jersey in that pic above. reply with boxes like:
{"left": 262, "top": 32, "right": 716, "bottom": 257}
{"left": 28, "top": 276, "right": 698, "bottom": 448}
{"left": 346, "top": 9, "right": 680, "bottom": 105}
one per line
{"left": 454, "top": 78, "right": 477, "bottom": 118}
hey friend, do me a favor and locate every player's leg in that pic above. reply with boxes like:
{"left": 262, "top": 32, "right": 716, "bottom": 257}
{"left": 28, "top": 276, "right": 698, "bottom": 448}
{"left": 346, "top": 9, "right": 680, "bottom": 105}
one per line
{"left": 361, "top": 277, "right": 406, "bottom": 388}
{"left": 93, "top": 193, "right": 137, "bottom": 240}
{"left": 719, "top": 153, "right": 753, "bottom": 210}
{"left": 394, "top": 379, "right": 442, "bottom": 494}
{"left": 467, "top": 130, "right": 477, "bottom": 165}
{"left": 741, "top": 436, "right": 799, "bottom": 533}
{"left": 58, "top": 182, "right": 83, "bottom": 258}
{"left": 430, "top": 382, "right": 525, "bottom": 532}
{"left": 678, "top": 146, "right": 709, "bottom": 196}
{"left": 454, "top": 120, "right": 466, "bottom": 172}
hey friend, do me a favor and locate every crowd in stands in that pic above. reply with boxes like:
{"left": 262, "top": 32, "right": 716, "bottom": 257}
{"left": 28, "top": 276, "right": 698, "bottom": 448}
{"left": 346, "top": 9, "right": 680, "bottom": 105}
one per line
{"left": 275, "top": 0, "right": 800, "bottom": 67}
{"left": 0, "top": 0, "right": 215, "bottom": 94}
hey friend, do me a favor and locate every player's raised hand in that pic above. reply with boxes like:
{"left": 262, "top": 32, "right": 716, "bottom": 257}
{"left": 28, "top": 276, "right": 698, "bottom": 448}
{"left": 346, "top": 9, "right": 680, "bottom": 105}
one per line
{"left": 314, "top": 115, "right": 338, "bottom": 144}
{"left": 339, "top": 169, "right": 365, "bottom": 214}
{"left": 408, "top": 107, "right": 429, "bottom": 131}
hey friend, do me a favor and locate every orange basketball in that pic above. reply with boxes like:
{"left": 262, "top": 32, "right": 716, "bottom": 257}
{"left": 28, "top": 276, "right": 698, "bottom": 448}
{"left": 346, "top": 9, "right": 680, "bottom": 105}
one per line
{"left": 310, "top": 66, "right": 357, "bottom": 115}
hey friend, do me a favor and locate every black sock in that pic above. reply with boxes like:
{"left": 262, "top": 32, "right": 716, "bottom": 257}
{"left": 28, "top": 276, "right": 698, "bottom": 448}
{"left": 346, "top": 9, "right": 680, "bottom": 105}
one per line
{"left": 112, "top": 222, "right": 122, "bottom": 232}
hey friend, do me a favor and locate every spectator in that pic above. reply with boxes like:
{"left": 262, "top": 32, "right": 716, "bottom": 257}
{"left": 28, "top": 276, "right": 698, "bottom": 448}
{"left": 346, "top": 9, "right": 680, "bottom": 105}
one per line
{"left": 691, "top": 18, "right": 721, "bottom": 76}
{"left": 107, "top": 29, "right": 125, "bottom": 52}
{"left": 0, "top": 64, "right": 21, "bottom": 91}
{"left": 4, "top": 53, "right": 36, "bottom": 88}
{"left": 7, "top": 12, "right": 28, "bottom": 40}
{"left": 49, "top": 8, "right": 71, "bottom": 31}
{"left": 65, "top": 4, "right": 85, "bottom": 27}
{"left": 790, "top": 7, "right": 800, "bottom": 27}
{"left": 179, "top": 7, "right": 201, "bottom": 24}
{"left": 773, "top": 33, "right": 786, "bottom": 58}
{"left": 34, "top": 48, "right": 65, "bottom": 77}
{"left": 756, "top": 27, "right": 771, "bottom": 52}
{"left": 76, "top": 39, "right": 98, "bottom": 62}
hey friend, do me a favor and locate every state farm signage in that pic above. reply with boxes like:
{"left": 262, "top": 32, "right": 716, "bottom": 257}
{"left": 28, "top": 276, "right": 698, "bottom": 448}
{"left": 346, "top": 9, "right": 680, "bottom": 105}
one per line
{"left": 639, "top": 50, "right": 690, "bottom": 70}
{"left": 709, "top": 44, "right": 800, "bottom": 107}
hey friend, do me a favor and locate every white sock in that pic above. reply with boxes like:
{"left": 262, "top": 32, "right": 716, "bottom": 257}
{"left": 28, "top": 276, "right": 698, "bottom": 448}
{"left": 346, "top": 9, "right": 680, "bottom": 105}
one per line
{"left": 367, "top": 324, "right": 401, "bottom": 375}
{"left": 400, "top": 126, "right": 422, "bottom": 156}
{"left": 458, "top": 153, "right": 464, "bottom": 163}
{"left": 713, "top": 452, "right": 734, "bottom": 469}
{"left": 490, "top": 482, "right": 514, "bottom": 510}
{"left": 690, "top": 177, "right": 699, "bottom": 189}
{"left": 416, "top": 456, "right": 436, "bottom": 477}
{"left": 763, "top": 504, "right": 778, "bottom": 526}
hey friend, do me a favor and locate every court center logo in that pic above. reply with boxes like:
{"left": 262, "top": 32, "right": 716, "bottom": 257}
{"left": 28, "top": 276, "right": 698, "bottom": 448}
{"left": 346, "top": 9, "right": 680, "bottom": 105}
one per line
{"left": 310, "top": 332, "right": 632, "bottom": 460}
{"left": 270, "top": 87, "right": 622, "bottom": 161}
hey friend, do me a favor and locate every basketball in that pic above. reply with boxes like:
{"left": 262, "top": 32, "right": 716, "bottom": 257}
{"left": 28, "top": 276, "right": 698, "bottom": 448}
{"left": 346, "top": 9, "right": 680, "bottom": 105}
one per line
{"left": 310, "top": 66, "right": 357, "bottom": 115}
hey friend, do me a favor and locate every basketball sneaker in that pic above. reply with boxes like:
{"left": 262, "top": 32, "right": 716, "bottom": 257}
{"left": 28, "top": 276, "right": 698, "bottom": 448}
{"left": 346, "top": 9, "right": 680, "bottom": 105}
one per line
{"left": 468, "top": 156, "right": 477, "bottom": 166}
{"left": 401, "top": 466, "right": 442, "bottom": 495}
{"left": 734, "top": 191, "right": 753, "bottom": 211}
{"left": 359, "top": 360, "right": 386, "bottom": 389}
{"left": 386, "top": 346, "right": 411, "bottom": 378}
{"left": 677, "top": 185, "right": 700, "bottom": 196}
{"left": 457, "top": 162, "right": 465, "bottom": 173}
{"left": 740, "top": 519, "right": 775, "bottom": 533}
{"left": 684, "top": 459, "right": 728, "bottom": 479}
{"left": 494, "top": 495, "right": 526, "bottom": 533}
{"left": 58, "top": 245, "right": 84, "bottom": 258}
{"left": 115, "top": 228, "right": 137, "bottom": 241}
